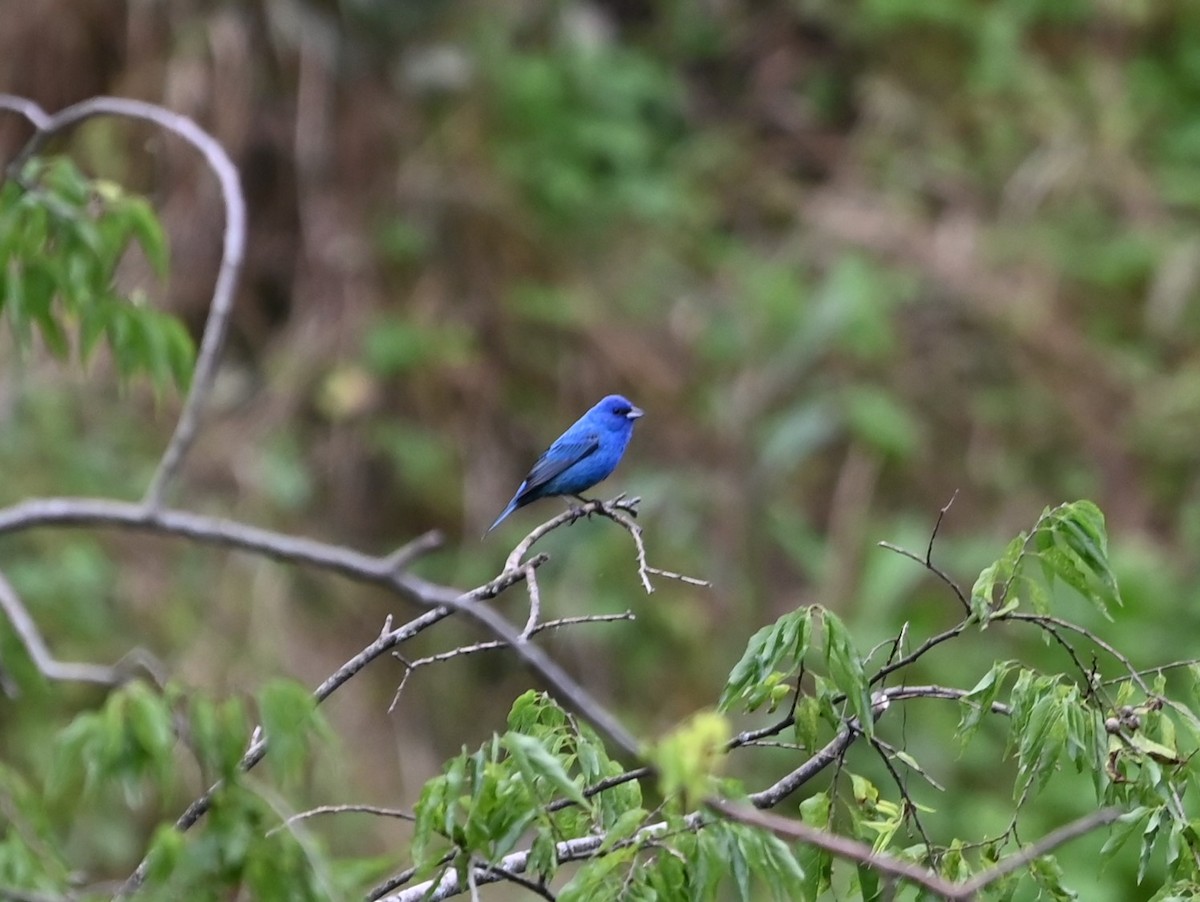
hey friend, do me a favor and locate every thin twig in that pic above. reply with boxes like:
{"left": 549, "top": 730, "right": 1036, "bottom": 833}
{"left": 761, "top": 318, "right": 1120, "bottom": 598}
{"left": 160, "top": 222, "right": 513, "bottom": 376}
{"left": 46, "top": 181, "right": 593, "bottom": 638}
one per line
{"left": 475, "top": 864, "right": 556, "bottom": 901}
{"left": 403, "top": 613, "right": 636, "bottom": 671}
{"left": 869, "top": 734, "right": 936, "bottom": 863}
{"left": 926, "top": 490, "right": 958, "bottom": 569}
{"left": 869, "top": 621, "right": 970, "bottom": 688}
{"left": 265, "top": 804, "right": 414, "bottom": 837}
{"left": 951, "top": 807, "right": 1122, "bottom": 898}
{"left": 873, "top": 735, "right": 945, "bottom": 792}
{"left": 879, "top": 542, "right": 970, "bottom": 615}
{"left": 1101, "top": 658, "right": 1200, "bottom": 685}
{"left": 1004, "top": 613, "right": 1151, "bottom": 695}
{"left": 746, "top": 684, "right": 1010, "bottom": 809}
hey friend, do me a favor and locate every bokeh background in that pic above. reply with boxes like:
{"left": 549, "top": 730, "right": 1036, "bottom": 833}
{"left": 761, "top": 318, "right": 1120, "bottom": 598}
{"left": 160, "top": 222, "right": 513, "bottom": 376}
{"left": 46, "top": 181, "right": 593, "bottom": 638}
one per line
{"left": 3, "top": 0, "right": 1200, "bottom": 897}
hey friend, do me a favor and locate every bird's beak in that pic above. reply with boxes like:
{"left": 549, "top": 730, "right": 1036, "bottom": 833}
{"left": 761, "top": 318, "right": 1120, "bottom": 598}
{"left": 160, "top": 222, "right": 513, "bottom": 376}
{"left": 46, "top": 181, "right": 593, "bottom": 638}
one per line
{"left": 627, "top": 405, "right": 644, "bottom": 420}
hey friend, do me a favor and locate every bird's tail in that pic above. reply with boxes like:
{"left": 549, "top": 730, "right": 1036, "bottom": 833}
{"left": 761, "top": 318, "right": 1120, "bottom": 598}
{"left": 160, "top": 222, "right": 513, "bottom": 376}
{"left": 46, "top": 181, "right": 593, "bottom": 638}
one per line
{"left": 484, "top": 497, "right": 519, "bottom": 537}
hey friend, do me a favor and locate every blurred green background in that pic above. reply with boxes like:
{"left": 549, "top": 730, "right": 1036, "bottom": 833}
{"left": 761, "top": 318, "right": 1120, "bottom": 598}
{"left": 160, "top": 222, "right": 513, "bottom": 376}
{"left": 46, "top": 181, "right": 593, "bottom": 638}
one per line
{"left": 4, "top": 0, "right": 1200, "bottom": 897}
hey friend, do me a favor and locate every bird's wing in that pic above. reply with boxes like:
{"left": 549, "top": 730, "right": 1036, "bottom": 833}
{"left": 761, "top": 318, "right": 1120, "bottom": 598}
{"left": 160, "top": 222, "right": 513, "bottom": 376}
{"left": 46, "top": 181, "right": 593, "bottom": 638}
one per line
{"left": 519, "top": 434, "right": 600, "bottom": 497}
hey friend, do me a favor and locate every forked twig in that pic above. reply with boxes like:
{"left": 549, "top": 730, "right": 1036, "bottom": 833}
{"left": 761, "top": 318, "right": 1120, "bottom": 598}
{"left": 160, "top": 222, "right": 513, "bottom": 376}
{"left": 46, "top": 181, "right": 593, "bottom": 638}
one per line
{"left": 504, "top": 495, "right": 709, "bottom": 595}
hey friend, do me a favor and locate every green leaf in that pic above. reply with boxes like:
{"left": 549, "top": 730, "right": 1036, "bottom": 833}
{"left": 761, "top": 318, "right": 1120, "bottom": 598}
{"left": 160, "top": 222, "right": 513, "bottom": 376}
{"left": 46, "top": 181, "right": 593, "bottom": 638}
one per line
{"left": 0, "top": 155, "right": 190, "bottom": 391}
{"left": 970, "top": 534, "right": 1026, "bottom": 624}
{"left": 527, "top": 830, "right": 559, "bottom": 882}
{"left": 958, "top": 660, "right": 1015, "bottom": 748}
{"left": 558, "top": 846, "right": 638, "bottom": 902}
{"left": 503, "top": 731, "right": 590, "bottom": 809}
{"left": 1035, "top": 501, "right": 1122, "bottom": 618}
{"left": 1029, "top": 855, "right": 1079, "bottom": 901}
{"left": 857, "top": 861, "right": 883, "bottom": 901}
{"left": 188, "top": 694, "right": 249, "bottom": 781}
{"left": 719, "top": 607, "right": 811, "bottom": 712}
{"left": 822, "top": 608, "right": 874, "bottom": 738}
{"left": 793, "top": 695, "right": 822, "bottom": 750}
{"left": 144, "top": 823, "right": 187, "bottom": 886}
{"left": 124, "top": 195, "right": 170, "bottom": 278}
{"left": 596, "top": 807, "right": 648, "bottom": 853}
{"left": 798, "top": 794, "right": 833, "bottom": 898}
{"left": 651, "top": 710, "right": 730, "bottom": 802}
{"left": 258, "top": 679, "right": 324, "bottom": 785}
{"left": 126, "top": 682, "right": 176, "bottom": 781}
{"left": 724, "top": 822, "right": 751, "bottom": 900}
{"left": 1141, "top": 808, "right": 1164, "bottom": 884}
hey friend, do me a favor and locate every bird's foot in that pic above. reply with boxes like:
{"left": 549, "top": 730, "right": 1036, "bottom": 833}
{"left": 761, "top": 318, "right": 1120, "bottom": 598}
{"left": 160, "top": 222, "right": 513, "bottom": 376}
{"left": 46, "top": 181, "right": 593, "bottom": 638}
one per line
{"left": 565, "top": 495, "right": 599, "bottom": 524}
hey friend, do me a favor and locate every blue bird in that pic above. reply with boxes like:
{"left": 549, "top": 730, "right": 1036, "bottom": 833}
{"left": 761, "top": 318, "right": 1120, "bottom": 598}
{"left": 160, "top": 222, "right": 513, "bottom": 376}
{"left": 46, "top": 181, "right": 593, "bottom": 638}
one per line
{"left": 487, "top": 394, "right": 644, "bottom": 533}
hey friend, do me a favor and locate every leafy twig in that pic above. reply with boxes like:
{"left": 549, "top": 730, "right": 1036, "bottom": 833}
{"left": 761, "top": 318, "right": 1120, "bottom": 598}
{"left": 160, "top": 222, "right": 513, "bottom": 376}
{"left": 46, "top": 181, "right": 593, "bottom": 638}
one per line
{"left": 0, "top": 94, "right": 247, "bottom": 510}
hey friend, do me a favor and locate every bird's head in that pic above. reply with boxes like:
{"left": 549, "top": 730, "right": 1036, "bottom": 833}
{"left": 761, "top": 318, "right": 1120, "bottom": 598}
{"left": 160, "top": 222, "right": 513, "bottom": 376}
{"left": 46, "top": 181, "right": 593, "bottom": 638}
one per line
{"left": 594, "top": 394, "right": 644, "bottom": 430}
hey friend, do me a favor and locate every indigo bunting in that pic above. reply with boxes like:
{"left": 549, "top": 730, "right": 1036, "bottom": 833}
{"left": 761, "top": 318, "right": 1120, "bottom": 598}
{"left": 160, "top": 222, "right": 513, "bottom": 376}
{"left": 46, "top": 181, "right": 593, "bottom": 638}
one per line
{"left": 487, "top": 394, "right": 644, "bottom": 533}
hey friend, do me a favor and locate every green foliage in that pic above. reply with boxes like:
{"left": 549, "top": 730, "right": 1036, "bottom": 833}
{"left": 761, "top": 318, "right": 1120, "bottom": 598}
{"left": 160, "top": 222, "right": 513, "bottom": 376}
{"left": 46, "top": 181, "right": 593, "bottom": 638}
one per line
{"left": 1006, "top": 670, "right": 1106, "bottom": 801}
{"left": 719, "top": 605, "right": 874, "bottom": 737}
{"left": 258, "top": 678, "right": 331, "bottom": 787}
{"left": 49, "top": 679, "right": 175, "bottom": 802}
{"left": 0, "top": 763, "right": 72, "bottom": 892}
{"left": 141, "top": 787, "right": 338, "bottom": 902}
{"left": 650, "top": 710, "right": 730, "bottom": 803}
{"left": 0, "top": 156, "right": 193, "bottom": 391}
{"left": 719, "top": 607, "right": 811, "bottom": 713}
{"left": 361, "top": 314, "right": 476, "bottom": 377}
{"left": 412, "top": 691, "right": 635, "bottom": 882}
{"left": 482, "top": 31, "right": 702, "bottom": 235}
{"left": 561, "top": 814, "right": 807, "bottom": 901}
{"left": 26, "top": 677, "right": 337, "bottom": 898}
{"left": 971, "top": 500, "right": 1121, "bottom": 624}
{"left": 412, "top": 691, "right": 811, "bottom": 900}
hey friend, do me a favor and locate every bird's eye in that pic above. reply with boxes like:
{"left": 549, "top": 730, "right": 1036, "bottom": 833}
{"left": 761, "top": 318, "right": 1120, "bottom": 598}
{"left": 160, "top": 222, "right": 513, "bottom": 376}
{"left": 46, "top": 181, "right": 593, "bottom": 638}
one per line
{"left": 615, "top": 406, "right": 630, "bottom": 415}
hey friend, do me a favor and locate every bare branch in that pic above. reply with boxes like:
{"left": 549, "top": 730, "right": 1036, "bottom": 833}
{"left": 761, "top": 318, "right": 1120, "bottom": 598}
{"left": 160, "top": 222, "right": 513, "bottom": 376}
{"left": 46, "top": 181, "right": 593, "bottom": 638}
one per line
{"left": 383, "top": 813, "right": 705, "bottom": 902}
{"left": 869, "top": 734, "right": 936, "bottom": 862}
{"left": 878, "top": 492, "right": 968, "bottom": 616}
{"left": 1005, "top": 612, "right": 1151, "bottom": 695}
{"left": 873, "top": 735, "right": 945, "bottom": 792}
{"left": 745, "top": 684, "right": 1010, "bottom": 809}
{"left": 717, "top": 800, "right": 1119, "bottom": 900}
{"left": 869, "top": 620, "right": 970, "bottom": 688}
{"left": 747, "top": 723, "right": 858, "bottom": 808}
{"left": 0, "top": 569, "right": 123, "bottom": 686}
{"left": 879, "top": 541, "right": 971, "bottom": 616}
{"left": 708, "top": 799, "right": 961, "bottom": 899}
{"left": 927, "top": 490, "right": 958, "bottom": 569}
